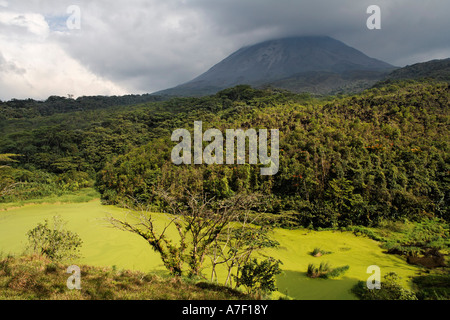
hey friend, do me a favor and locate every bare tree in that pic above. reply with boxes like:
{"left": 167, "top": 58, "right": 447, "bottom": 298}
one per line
{"left": 206, "top": 211, "right": 279, "bottom": 287}
{"left": 107, "top": 187, "right": 261, "bottom": 278}
{"left": 107, "top": 201, "right": 186, "bottom": 276}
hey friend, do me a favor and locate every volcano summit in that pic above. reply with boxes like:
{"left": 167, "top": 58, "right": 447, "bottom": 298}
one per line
{"left": 155, "top": 36, "right": 396, "bottom": 96}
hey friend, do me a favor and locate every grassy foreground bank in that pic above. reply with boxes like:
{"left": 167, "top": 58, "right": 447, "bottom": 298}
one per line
{"left": 0, "top": 254, "right": 248, "bottom": 300}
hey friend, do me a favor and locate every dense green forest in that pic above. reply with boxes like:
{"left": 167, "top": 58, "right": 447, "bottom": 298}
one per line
{"left": 1, "top": 80, "right": 449, "bottom": 229}
{"left": 0, "top": 94, "right": 164, "bottom": 119}
{"left": 384, "top": 58, "right": 450, "bottom": 84}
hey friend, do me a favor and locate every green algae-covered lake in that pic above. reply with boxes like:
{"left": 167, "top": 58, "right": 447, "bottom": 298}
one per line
{"left": 0, "top": 200, "right": 420, "bottom": 300}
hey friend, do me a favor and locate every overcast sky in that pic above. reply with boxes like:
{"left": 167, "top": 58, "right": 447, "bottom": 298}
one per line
{"left": 0, "top": 0, "right": 449, "bottom": 101}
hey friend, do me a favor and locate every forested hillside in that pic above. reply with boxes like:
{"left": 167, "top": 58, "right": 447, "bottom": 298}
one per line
{"left": 97, "top": 81, "right": 449, "bottom": 228}
{"left": 0, "top": 94, "right": 163, "bottom": 119}
{"left": 384, "top": 58, "right": 450, "bottom": 83}
{"left": 1, "top": 81, "right": 449, "bottom": 228}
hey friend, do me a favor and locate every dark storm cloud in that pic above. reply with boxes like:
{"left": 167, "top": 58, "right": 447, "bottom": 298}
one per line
{"left": 1, "top": 0, "right": 449, "bottom": 99}
{"left": 76, "top": 0, "right": 449, "bottom": 92}
{"left": 188, "top": 0, "right": 450, "bottom": 66}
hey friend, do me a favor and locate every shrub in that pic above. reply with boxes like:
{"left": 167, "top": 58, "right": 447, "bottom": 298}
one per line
{"left": 236, "top": 258, "right": 283, "bottom": 296}
{"left": 351, "top": 272, "right": 417, "bottom": 300}
{"left": 382, "top": 218, "right": 450, "bottom": 256}
{"left": 26, "top": 216, "right": 83, "bottom": 262}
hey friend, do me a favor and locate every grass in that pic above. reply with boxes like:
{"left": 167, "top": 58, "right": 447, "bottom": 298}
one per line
{"left": 307, "top": 262, "right": 330, "bottom": 278}
{"left": 310, "top": 247, "right": 332, "bottom": 257}
{"left": 0, "top": 200, "right": 423, "bottom": 300}
{"left": 412, "top": 273, "right": 450, "bottom": 300}
{"left": 0, "top": 254, "right": 249, "bottom": 300}
{"left": 307, "top": 262, "right": 349, "bottom": 279}
{"left": 351, "top": 272, "right": 418, "bottom": 300}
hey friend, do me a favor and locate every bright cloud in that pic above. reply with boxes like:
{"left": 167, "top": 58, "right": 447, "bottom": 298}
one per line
{"left": 0, "top": 8, "right": 127, "bottom": 100}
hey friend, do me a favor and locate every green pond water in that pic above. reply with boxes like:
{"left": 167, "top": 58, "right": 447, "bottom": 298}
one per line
{"left": 0, "top": 200, "right": 420, "bottom": 300}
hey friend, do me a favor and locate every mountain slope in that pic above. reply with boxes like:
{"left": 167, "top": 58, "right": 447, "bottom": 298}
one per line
{"left": 384, "top": 58, "right": 450, "bottom": 82}
{"left": 155, "top": 36, "right": 396, "bottom": 96}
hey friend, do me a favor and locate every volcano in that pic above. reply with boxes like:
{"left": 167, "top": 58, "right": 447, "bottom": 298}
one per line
{"left": 155, "top": 36, "right": 396, "bottom": 96}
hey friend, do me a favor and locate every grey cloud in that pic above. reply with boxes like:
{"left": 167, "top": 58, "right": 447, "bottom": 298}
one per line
{"left": 188, "top": 0, "right": 450, "bottom": 66}
{"left": 3, "top": 0, "right": 450, "bottom": 97}
{"left": 0, "top": 53, "right": 26, "bottom": 75}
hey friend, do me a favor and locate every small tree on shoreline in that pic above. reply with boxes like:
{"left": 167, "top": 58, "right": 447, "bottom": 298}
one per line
{"left": 26, "top": 216, "right": 83, "bottom": 262}
{"left": 236, "top": 257, "right": 283, "bottom": 297}
{"left": 207, "top": 215, "right": 280, "bottom": 288}
{"left": 107, "top": 187, "right": 267, "bottom": 278}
